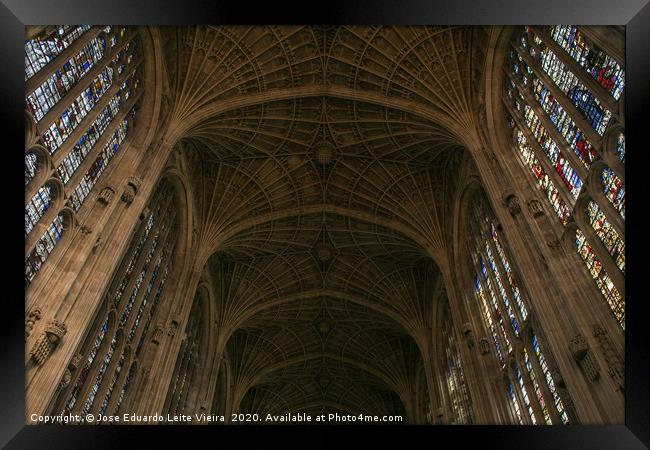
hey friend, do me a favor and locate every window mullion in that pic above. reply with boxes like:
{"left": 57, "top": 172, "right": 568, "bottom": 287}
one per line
{"left": 531, "top": 26, "right": 619, "bottom": 116}
{"left": 513, "top": 39, "right": 606, "bottom": 146}
{"left": 509, "top": 68, "right": 590, "bottom": 183}
{"left": 122, "top": 216, "right": 175, "bottom": 344}
{"left": 50, "top": 60, "right": 141, "bottom": 170}
{"left": 62, "top": 89, "right": 142, "bottom": 202}
{"left": 524, "top": 338, "right": 562, "bottom": 424}
{"left": 469, "top": 226, "right": 512, "bottom": 365}
{"left": 26, "top": 27, "right": 103, "bottom": 93}
{"left": 504, "top": 99, "right": 576, "bottom": 210}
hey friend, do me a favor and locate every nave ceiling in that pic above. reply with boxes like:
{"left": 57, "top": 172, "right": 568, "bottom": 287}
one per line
{"left": 156, "top": 25, "right": 493, "bottom": 418}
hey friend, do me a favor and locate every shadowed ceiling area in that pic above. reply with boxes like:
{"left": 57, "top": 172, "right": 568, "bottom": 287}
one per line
{"left": 160, "top": 25, "right": 489, "bottom": 420}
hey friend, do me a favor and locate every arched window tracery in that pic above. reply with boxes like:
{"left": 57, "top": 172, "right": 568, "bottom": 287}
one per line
{"left": 52, "top": 178, "right": 180, "bottom": 417}
{"left": 503, "top": 26, "right": 625, "bottom": 329}
{"left": 24, "top": 26, "right": 143, "bottom": 288}
{"left": 442, "top": 307, "right": 473, "bottom": 424}
{"left": 466, "top": 195, "right": 569, "bottom": 424}
{"left": 25, "top": 26, "right": 92, "bottom": 81}
{"left": 163, "top": 290, "right": 205, "bottom": 416}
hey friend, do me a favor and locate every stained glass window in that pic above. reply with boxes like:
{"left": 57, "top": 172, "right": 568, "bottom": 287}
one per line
{"left": 550, "top": 26, "right": 624, "bottom": 101}
{"left": 513, "top": 129, "right": 571, "bottom": 224}
{"left": 63, "top": 318, "right": 109, "bottom": 414}
{"left": 443, "top": 309, "right": 473, "bottom": 424}
{"left": 40, "top": 66, "right": 114, "bottom": 155}
{"left": 25, "top": 152, "right": 39, "bottom": 186}
{"left": 522, "top": 105, "right": 582, "bottom": 200}
{"left": 601, "top": 168, "right": 625, "bottom": 219}
{"left": 587, "top": 200, "right": 625, "bottom": 273}
{"left": 468, "top": 196, "right": 569, "bottom": 424}
{"left": 616, "top": 133, "right": 625, "bottom": 163}
{"left": 538, "top": 45, "right": 612, "bottom": 135}
{"left": 26, "top": 35, "right": 107, "bottom": 122}
{"left": 55, "top": 179, "right": 179, "bottom": 416}
{"left": 575, "top": 229, "right": 624, "bottom": 327}
{"left": 532, "top": 334, "right": 569, "bottom": 424}
{"left": 514, "top": 363, "right": 537, "bottom": 424}
{"left": 506, "top": 26, "right": 624, "bottom": 332}
{"left": 25, "top": 27, "right": 143, "bottom": 288}
{"left": 25, "top": 26, "right": 92, "bottom": 81}
{"left": 524, "top": 348, "right": 552, "bottom": 424}
{"left": 508, "top": 383, "right": 524, "bottom": 425}
{"left": 532, "top": 77, "right": 598, "bottom": 169}
{"left": 25, "top": 185, "right": 53, "bottom": 236}
{"left": 164, "top": 292, "right": 204, "bottom": 416}
{"left": 67, "top": 114, "right": 133, "bottom": 212}
{"left": 114, "top": 364, "right": 137, "bottom": 414}
{"left": 473, "top": 273, "right": 505, "bottom": 368}
{"left": 25, "top": 213, "right": 66, "bottom": 286}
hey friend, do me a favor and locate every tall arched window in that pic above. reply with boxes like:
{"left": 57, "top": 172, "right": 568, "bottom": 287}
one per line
{"left": 467, "top": 195, "right": 569, "bottom": 425}
{"left": 503, "top": 26, "right": 625, "bottom": 328}
{"left": 51, "top": 178, "right": 179, "bottom": 416}
{"left": 163, "top": 292, "right": 204, "bottom": 416}
{"left": 442, "top": 306, "right": 473, "bottom": 424}
{"left": 25, "top": 26, "right": 143, "bottom": 287}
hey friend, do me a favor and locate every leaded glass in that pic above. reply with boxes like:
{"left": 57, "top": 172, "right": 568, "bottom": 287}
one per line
{"left": 601, "top": 168, "right": 625, "bottom": 219}
{"left": 575, "top": 229, "right": 624, "bottom": 327}
{"left": 587, "top": 200, "right": 625, "bottom": 273}
{"left": 550, "top": 26, "right": 624, "bottom": 100}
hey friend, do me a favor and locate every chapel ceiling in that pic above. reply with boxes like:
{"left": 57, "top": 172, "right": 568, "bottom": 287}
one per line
{"left": 159, "top": 25, "right": 491, "bottom": 419}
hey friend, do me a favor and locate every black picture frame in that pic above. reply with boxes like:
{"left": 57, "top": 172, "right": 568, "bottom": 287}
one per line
{"left": 3, "top": 1, "right": 649, "bottom": 448}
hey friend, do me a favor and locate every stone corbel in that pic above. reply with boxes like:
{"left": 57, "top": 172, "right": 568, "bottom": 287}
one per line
{"left": 528, "top": 199, "right": 561, "bottom": 250}
{"left": 25, "top": 307, "right": 42, "bottom": 340}
{"left": 504, "top": 194, "right": 521, "bottom": 217}
{"left": 58, "top": 353, "right": 83, "bottom": 390}
{"left": 167, "top": 319, "right": 179, "bottom": 337}
{"left": 80, "top": 225, "right": 92, "bottom": 236}
{"left": 29, "top": 320, "right": 67, "bottom": 366}
{"left": 478, "top": 337, "right": 490, "bottom": 355}
{"left": 527, "top": 199, "right": 545, "bottom": 218}
{"left": 121, "top": 177, "right": 141, "bottom": 206}
{"left": 569, "top": 333, "right": 600, "bottom": 382}
{"left": 97, "top": 187, "right": 115, "bottom": 207}
{"left": 593, "top": 325, "right": 624, "bottom": 392}
{"left": 92, "top": 234, "right": 102, "bottom": 254}
{"left": 151, "top": 324, "right": 165, "bottom": 345}
{"left": 461, "top": 322, "right": 474, "bottom": 349}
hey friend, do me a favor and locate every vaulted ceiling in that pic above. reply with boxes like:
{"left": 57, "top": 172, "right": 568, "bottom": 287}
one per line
{"left": 158, "top": 25, "right": 492, "bottom": 420}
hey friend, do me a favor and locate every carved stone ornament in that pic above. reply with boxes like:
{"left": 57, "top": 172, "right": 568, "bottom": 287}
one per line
{"left": 461, "top": 322, "right": 474, "bottom": 348}
{"left": 25, "top": 307, "right": 42, "bottom": 340}
{"left": 593, "top": 325, "right": 624, "bottom": 392}
{"left": 569, "top": 333, "right": 600, "bottom": 382}
{"left": 121, "top": 177, "right": 141, "bottom": 205}
{"left": 527, "top": 199, "right": 545, "bottom": 218}
{"left": 315, "top": 243, "right": 334, "bottom": 263}
{"left": 92, "top": 235, "right": 102, "bottom": 254}
{"left": 479, "top": 337, "right": 490, "bottom": 355}
{"left": 312, "top": 142, "right": 336, "bottom": 166}
{"left": 121, "top": 185, "right": 136, "bottom": 205}
{"left": 30, "top": 320, "right": 67, "bottom": 365}
{"left": 505, "top": 194, "right": 521, "bottom": 216}
{"left": 167, "top": 320, "right": 179, "bottom": 337}
{"left": 58, "top": 353, "right": 83, "bottom": 390}
{"left": 569, "top": 334, "right": 588, "bottom": 359}
{"left": 97, "top": 187, "right": 115, "bottom": 207}
{"left": 80, "top": 225, "right": 92, "bottom": 236}
{"left": 151, "top": 324, "right": 165, "bottom": 345}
